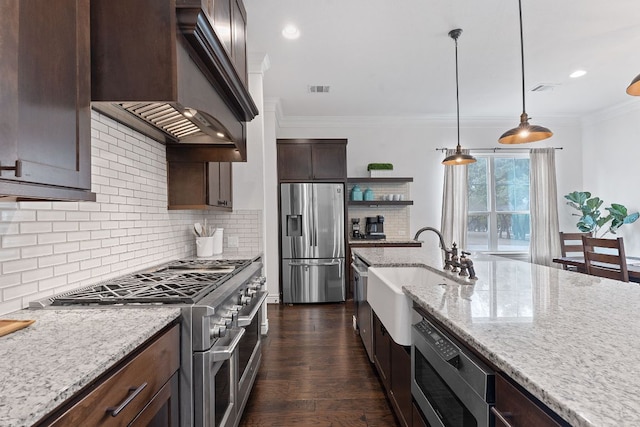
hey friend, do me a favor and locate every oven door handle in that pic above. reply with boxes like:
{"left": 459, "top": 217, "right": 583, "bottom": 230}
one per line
{"left": 238, "top": 291, "right": 268, "bottom": 327}
{"left": 211, "top": 327, "right": 245, "bottom": 362}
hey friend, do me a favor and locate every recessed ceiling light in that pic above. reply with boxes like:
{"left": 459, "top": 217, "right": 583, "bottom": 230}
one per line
{"left": 569, "top": 70, "right": 587, "bottom": 78}
{"left": 282, "top": 25, "right": 300, "bottom": 40}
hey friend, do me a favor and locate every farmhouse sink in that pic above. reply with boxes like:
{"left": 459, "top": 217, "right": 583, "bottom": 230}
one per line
{"left": 368, "top": 266, "right": 442, "bottom": 346}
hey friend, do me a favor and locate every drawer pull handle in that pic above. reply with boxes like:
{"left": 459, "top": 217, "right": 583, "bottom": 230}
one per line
{"left": 106, "top": 382, "right": 148, "bottom": 417}
{"left": 490, "top": 407, "right": 514, "bottom": 427}
{"left": 0, "top": 160, "right": 22, "bottom": 177}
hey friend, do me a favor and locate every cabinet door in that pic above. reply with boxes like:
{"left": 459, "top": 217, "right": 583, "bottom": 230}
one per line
{"left": 373, "top": 313, "right": 391, "bottom": 390}
{"left": 0, "top": 0, "right": 93, "bottom": 200}
{"left": 231, "top": 0, "right": 247, "bottom": 86}
{"left": 311, "top": 143, "right": 346, "bottom": 180}
{"left": 129, "top": 372, "right": 179, "bottom": 427}
{"left": 277, "top": 144, "right": 313, "bottom": 180}
{"left": 168, "top": 162, "right": 207, "bottom": 209}
{"left": 493, "top": 374, "right": 563, "bottom": 427}
{"left": 208, "top": 162, "right": 232, "bottom": 210}
{"left": 213, "top": 0, "right": 232, "bottom": 55}
{"left": 390, "top": 343, "right": 412, "bottom": 427}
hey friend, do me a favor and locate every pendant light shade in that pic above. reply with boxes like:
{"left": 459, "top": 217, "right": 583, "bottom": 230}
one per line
{"left": 627, "top": 73, "right": 640, "bottom": 96}
{"left": 499, "top": 0, "right": 552, "bottom": 144}
{"left": 442, "top": 29, "right": 476, "bottom": 166}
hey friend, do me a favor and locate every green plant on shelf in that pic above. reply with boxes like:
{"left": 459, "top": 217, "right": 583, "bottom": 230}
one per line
{"left": 367, "top": 163, "right": 393, "bottom": 171}
{"left": 564, "top": 191, "right": 639, "bottom": 237}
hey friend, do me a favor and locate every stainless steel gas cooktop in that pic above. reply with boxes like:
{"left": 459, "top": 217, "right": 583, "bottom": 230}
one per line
{"left": 30, "top": 258, "right": 253, "bottom": 307}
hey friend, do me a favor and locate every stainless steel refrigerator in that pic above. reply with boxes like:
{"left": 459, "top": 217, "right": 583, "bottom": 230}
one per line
{"left": 280, "top": 183, "right": 345, "bottom": 303}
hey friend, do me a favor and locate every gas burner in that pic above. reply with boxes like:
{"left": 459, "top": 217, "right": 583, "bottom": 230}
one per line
{"left": 165, "top": 259, "right": 252, "bottom": 270}
{"left": 50, "top": 270, "right": 231, "bottom": 306}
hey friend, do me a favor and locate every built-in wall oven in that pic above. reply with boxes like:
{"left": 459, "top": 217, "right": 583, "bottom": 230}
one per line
{"left": 412, "top": 310, "right": 495, "bottom": 427}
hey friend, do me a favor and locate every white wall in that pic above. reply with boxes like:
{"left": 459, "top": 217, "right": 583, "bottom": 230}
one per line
{"left": 0, "top": 112, "right": 263, "bottom": 316}
{"left": 582, "top": 100, "right": 640, "bottom": 256}
{"left": 272, "top": 114, "right": 583, "bottom": 247}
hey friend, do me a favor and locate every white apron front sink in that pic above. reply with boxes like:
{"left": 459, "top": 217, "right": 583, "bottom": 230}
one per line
{"left": 368, "top": 266, "right": 441, "bottom": 346}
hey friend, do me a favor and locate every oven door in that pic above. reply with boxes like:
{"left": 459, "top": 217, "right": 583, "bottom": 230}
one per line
{"left": 237, "top": 290, "right": 268, "bottom": 410}
{"left": 412, "top": 320, "right": 493, "bottom": 427}
{"left": 194, "top": 327, "right": 245, "bottom": 427}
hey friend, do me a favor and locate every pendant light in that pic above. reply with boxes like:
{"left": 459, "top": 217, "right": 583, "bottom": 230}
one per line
{"left": 627, "top": 74, "right": 640, "bottom": 96}
{"left": 442, "top": 29, "right": 476, "bottom": 166}
{"left": 498, "top": 0, "right": 552, "bottom": 144}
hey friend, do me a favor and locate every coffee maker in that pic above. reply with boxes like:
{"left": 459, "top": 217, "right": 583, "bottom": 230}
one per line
{"left": 365, "top": 215, "right": 385, "bottom": 239}
{"left": 351, "top": 218, "right": 361, "bottom": 239}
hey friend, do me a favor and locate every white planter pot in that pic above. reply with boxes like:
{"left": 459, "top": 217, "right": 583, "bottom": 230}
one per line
{"left": 369, "top": 170, "right": 393, "bottom": 177}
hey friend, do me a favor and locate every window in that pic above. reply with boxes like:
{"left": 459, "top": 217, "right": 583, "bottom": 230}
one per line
{"left": 467, "top": 155, "right": 530, "bottom": 252}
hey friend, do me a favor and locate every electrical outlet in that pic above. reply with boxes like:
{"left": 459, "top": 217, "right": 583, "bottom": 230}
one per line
{"left": 228, "top": 236, "right": 239, "bottom": 248}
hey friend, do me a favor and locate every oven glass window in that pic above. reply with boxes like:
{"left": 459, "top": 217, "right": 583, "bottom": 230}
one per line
{"left": 215, "top": 359, "right": 231, "bottom": 427}
{"left": 238, "top": 311, "right": 259, "bottom": 379}
{"left": 415, "top": 349, "right": 477, "bottom": 427}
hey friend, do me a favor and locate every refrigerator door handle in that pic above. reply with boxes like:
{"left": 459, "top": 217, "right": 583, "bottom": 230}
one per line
{"left": 288, "top": 261, "right": 340, "bottom": 267}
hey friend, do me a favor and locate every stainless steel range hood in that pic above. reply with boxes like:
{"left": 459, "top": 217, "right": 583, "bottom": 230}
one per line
{"left": 90, "top": 0, "right": 258, "bottom": 161}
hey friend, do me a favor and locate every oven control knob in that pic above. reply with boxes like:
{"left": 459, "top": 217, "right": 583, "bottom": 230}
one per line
{"left": 240, "top": 295, "right": 252, "bottom": 305}
{"left": 246, "top": 288, "right": 257, "bottom": 297}
{"left": 210, "top": 324, "right": 227, "bottom": 338}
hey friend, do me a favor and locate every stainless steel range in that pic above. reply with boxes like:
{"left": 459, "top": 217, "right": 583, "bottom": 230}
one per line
{"left": 30, "top": 256, "right": 267, "bottom": 427}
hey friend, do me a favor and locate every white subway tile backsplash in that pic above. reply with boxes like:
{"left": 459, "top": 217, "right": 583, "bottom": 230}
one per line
{"left": 3, "top": 234, "right": 38, "bottom": 248}
{"left": 0, "top": 113, "right": 263, "bottom": 315}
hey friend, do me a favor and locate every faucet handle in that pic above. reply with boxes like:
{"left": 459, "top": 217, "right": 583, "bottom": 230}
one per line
{"left": 461, "top": 250, "right": 471, "bottom": 257}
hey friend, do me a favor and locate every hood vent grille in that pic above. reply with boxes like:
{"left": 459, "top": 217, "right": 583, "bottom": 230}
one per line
{"left": 119, "top": 102, "right": 232, "bottom": 144}
{"left": 121, "top": 103, "right": 202, "bottom": 139}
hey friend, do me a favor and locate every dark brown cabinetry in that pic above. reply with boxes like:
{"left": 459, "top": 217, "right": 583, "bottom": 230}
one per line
{"left": 43, "top": 324, "right": 180, "bottom": 427}
{"left": 167, "top": 161, "right": 232, "bottom": 210}
{"left": 493, "top": 374, "right": 563, "bottom": 427}
{"left": 372, "top": 312, "right": 411, "bottom": 427}
{"left": 203, "top": 0, "right": 248, "bottom": 87}
{"left": 208, "top": 162, "right": 233, "bottom": 210}
{"left": 277, "top": 139, "right": 347, "bottom": 181}
{"left": 0, "top": 0, "right": 94, "bottom": 201}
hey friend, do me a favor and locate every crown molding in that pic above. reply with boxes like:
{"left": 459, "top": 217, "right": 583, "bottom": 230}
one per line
{"left": 582, "top": 98, "right": 640, "bottom": 125}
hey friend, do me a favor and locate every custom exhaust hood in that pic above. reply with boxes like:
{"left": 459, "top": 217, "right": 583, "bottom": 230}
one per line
{"left": 90, "top": 0, "right": 258, "bottom": 161}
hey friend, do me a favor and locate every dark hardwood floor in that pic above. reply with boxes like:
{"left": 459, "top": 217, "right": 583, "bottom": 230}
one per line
{"left": 238, "top": 301, "right": 398, "bottom": 427}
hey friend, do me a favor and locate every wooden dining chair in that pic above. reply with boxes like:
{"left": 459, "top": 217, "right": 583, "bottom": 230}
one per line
{"left": 581, "top": 236, "right": 629, "bottom": 282}
{"left": 559, "top": 232, "right": 590, "bottom": 271}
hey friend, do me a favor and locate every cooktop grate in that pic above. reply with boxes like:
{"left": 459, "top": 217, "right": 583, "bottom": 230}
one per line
{"left": 165, "top": 259, "right": 252, "bottom": 269}
{"left": 50, "top": 271, "right": 231, "bottom": 306}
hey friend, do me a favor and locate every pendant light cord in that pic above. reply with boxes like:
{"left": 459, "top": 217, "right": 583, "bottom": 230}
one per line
{"left": 454, "top": 33, "right": 461, "bottom": 149}
{"left": 518, "top": 0, "right": 526, "bottom": 115}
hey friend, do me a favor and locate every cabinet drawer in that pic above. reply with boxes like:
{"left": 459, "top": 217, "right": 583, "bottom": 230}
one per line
{"left": 493, "top": 374, "right": 563, "bottom": 427}
{"left": 50, "top": 325, "right": 180, "bottom": 427}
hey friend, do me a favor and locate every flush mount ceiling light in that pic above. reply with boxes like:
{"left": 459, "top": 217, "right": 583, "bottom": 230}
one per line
{"left": 499, "top": 0, "right": 553, "bottom": 144}
{"left": 569, "top": 70, "right": 587, "bottom": 79}
{"left": 282, "top": 25, "right": 300, "bottom": 40}
{"left": 442, "top": 29, "right": 476, "bottom": 166}
{"left": 627, "top": 73, "right": 640, "bottom": 96}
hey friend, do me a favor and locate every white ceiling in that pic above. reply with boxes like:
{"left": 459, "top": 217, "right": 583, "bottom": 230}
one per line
{"left": 244, "top": 0, "right": 640, "bottom": 120}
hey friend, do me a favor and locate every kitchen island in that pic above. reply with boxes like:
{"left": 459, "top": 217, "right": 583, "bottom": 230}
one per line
{"left": 0, "top": 307, "right": 181, "bottom": 426}
{"left": 352, "top": 245, "right": 640, "bottom": 427}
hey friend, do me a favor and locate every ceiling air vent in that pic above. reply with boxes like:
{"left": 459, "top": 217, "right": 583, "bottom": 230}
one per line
{"left": 530, "top": 83, "right": 559, "bottom": 92}
{"left": 308, "top": 85, "right": 330, "bottom": 93}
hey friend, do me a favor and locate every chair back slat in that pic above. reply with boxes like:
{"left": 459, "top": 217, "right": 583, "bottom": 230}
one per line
{"left": 581, "top": 236, "right": 629, "bottom": 282}
{"left": 558, "top": 232, "right": 590, "bottom": 271}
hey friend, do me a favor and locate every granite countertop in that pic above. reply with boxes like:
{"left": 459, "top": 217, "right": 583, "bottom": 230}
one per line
{"left": 0, "top": 307, "right": 181, "bottom": 427}
{"left": 352, "top": 245, "right": 640, "bottom": 427}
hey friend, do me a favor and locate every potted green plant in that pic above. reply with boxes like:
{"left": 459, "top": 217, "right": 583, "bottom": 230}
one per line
{"left": 367, "top": 163, "right": 394, "bottom": 177}
{"left": 564, "top": 191, "right": 639, "bottom": 237}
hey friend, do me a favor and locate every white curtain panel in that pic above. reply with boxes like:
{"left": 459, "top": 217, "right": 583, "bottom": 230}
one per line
{"left": 441, "top": 149, "right": 469, "bottom": 249}
{"left": 529, "top": 148, "right": 561, "bottom": 266}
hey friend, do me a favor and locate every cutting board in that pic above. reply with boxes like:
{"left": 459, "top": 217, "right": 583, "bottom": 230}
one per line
{"left": 0, "top": 319, "right": 35, "bottom": 337}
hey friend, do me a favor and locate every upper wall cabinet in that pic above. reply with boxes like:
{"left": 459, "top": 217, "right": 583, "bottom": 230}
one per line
{"left": 203, "top": 0, "right": 248, "bottom": 87}
{"left": 277, "top": 139, "right": 347, "bottom": 182}
{"left": 0, "top": 0, "right": 95, "bottom": 201}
